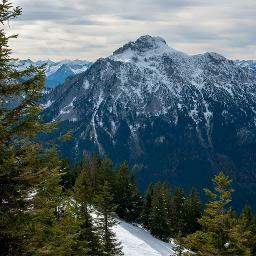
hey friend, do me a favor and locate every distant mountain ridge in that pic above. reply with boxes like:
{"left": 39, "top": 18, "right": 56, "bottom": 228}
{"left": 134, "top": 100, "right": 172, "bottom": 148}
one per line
{"left": 42, "top": 35, "right": 256, "bottom": 210}
{"left": 13, "top": 59, "right": 92, "bottom": 88}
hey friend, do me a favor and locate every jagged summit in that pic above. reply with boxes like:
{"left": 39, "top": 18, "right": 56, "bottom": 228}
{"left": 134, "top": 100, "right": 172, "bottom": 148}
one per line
{"left": 136, "top": 35, "right": 167, "bottom": 46}
{"left": 112, "top": 35, "right": 178, "bottom": 61}
{"left": 118, "top": 35, "right": 167, "bottom": 52}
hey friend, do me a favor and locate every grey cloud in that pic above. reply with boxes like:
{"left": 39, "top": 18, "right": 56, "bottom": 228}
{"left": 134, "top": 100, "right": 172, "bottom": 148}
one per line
{"left": 10, "top": 0, "right": 256, "bottom": 60}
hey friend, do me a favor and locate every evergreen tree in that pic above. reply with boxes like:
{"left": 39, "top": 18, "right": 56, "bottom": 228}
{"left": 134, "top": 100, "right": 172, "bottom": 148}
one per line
{"left": 60, "top": 159, "right": 74, "bottom": 191}
{"left": 74, "top": 164, "right": 102, "bottom": 256}
{"left": 24, "top": 148, "right": 63, "bottom": 253}
{"left": 251, "top": 213, "right": 256, "bottom": 254}
{"left": 141, "top": 183, "right": 154, "bottom": 229}
{"left": 149, "top": 182, "right": 170, "bottom": 241}
{"left": 0, "top": 2, "right": 88, "bottom": 254}
{"left": 94, "top": 181, "right": 123, "bottom": 256}
{"left": 128, "top": 174, "right": 143, "bottom": 222}
{"left": 183, "top": 188, "right": 201, "bottom": 235}
{"left": 95, "top": 156, "right": 114, "bottom": 190}
{"left": 228, "top": 206, "right": 256, "bottom": 255}
{"left": 185, "top": 172, "right": 253, "bottom": 256}
{"left": 169, "top": 187, "right": 186, "bottom": 237}
{"left": 48, "top": 200, "right": 88, "bottom": 256}
{"left": 227, "top": 215, "right": 254, "bottom": 256}
{"left": 83, "top": 153, "right": 101, "bottom": 191}
{"left": 113, "top": 162, "right": 142, "bottom": 223}
{"left": 0, "top": 1, "right": 54, "bottom": 254}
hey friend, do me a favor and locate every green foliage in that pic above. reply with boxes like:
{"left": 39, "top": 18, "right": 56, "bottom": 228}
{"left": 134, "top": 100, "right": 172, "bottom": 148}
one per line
{"left": 183, "top": 188, "right": 201, "bottom": 235}
{"left": 169, "top": 187, "right": 186, "bottom": 236}
{"left": 141, "top": 181, "right": 201, "bottom": 242}
{"left": 94, "top": 181, "right": 123, "bottom": 256}
{"left": 184, "top": 172, "right": 254, "bottom": 256}
{"left": 39, "top": 201, "right": 88, "bottom": 256}
{"left": 113, "top": 162, "right": 142, "bottom": 223}
{"left": 173, "top": 231, "right": 186, "bottom": 256}
{"left": 0, "top": 2, "right": 88, "bottom": 254}
{"left": 141, "top": 183, "right": 154, "bottom": 229}
{"left": 1, "top": 6, "right": 255, "bottom": 252}
{"left": 74, "top": 160, "right": 102, "bottom": 256}
{"left": 149, "top": 182, "right": 171, "bottom": 241}
{"left": 24, "top": 149, "right": 63, "bottom": 253}
{"left": 0, "top": 1, "right": 53, "bottom": 254}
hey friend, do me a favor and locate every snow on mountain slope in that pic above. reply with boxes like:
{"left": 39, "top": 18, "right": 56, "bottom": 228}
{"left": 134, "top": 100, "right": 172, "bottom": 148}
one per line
{"left": 114, "top": 219, "right": 176, "bottom": 256}
{"left": 235, "top": 60, "right": 256, "bottom": 73}
{"left": 13, "top": 59, "right": 92, "bottom": 88}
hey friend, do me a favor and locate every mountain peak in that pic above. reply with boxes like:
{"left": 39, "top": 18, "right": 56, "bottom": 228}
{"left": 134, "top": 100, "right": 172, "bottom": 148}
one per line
{"left": 111, "top": 35, "right": 180, "bottom": 64}
{"left": 134, "top": 35, "right": 167, "bottom": 49}
{"left": 113, "top": 35, "right": 170, "bottom": 56}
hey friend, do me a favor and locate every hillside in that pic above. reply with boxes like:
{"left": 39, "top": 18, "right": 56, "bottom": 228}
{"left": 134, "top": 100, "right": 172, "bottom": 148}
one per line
{"left": 114, "top": 219, "right": 176, "bottom": 256}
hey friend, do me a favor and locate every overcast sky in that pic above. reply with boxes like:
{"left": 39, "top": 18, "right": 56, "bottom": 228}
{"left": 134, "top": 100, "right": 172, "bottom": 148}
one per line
{"left": 9, "top": 0, "right": 256, "bottom": 61}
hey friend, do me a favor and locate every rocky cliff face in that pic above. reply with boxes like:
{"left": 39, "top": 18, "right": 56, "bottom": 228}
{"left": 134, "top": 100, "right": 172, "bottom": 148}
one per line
{"left": 43, "top": 35, "right": 256, "bottom": 209}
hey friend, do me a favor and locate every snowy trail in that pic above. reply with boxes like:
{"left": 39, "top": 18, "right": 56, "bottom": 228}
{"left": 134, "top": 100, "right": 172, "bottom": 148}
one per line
{"left": 113, "top": 219, "right": 176, "bottom": 256}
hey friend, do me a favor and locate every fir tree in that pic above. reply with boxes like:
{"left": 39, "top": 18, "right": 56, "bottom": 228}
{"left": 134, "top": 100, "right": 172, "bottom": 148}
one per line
{"left": 227, "top": 216, "right": 254, "bottom": 256}
{"left": 169, "top": 187, "right": 186, "bottom": 237}
{"left": 49, "top": 200, "right": 88, "bottom": 256}
{"left": 94, "top": 181, "right": 123, "bottom": 256}
{"left": 74, "top": 164, "right": 102, "bottom": 256}
{"left": 227, "top": 206, "right": 256, "bottom": 255}
{"left": 95, "top": 156, "right": 114, "bottom": 190}
{"left": 183, "top": 188, "right": 201, "bottom": 235}
{"left": 141, "top": 183, "right": 154, "bottom": 229}
{"left": 0, "top": 2, "right": 87, "bottom": 254}
{"left": 184, "top": 172, "right": 252, "bottom": 256}
{"left": 0, "top": 1, "right": 53, "bottom": 254}
{"left": 149, "top": 182, "right": 170, "bottom": 241}
{"left": 24, "top": 148, "right": 63, "bottom": 253}
{"left": 113, "top": 162, "right": 142, "bottom": 223}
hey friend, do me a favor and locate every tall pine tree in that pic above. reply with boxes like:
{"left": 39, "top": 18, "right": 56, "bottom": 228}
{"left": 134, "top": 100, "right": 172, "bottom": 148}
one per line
{"left": 169, "top": 187, "right": 186, "bottom": 237}
{"left": 149, "top": 182, "right": 170, "bottom": 241}
{"left": 141, "top": 183, "right": 154, "bottom": 229}
{"left": 74, "top": 162, "right": 102, "bottom": 256}
{"left": 185, "top": 172, "right": 253, "bottom": 256}
{"left": 94, "top": 181, "right": 123, "bottom": 256}
{"left": 183, "top": 188, "right": 201, "bottom": 235}
{"left": 113, "top": 162, "right": 142, "bottom": 223}
{"left": 0, "top": 1, "right": 52, "bottom": 254}
{"left": 0, "top": 2, "right": 86, "bottom": 254}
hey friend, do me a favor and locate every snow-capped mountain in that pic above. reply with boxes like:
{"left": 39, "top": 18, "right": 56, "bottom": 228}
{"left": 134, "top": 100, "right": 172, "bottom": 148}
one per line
{"left": 43, "top": 35, "right": 256, "bottom": 210}
{"left": 13, "top": 59, "right": 92, "bottom": 88}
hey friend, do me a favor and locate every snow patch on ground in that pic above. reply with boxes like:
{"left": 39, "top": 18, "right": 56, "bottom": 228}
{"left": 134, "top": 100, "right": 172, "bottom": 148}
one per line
{"left": 59, "top": 97, "right": 77, "bottom": 115}
{"left": 83, "top": 79, "right": 90, "bottom": 90}
{"left": 114, "top": 219, "right": 176, "bottom": 256}
{"left": 41, "top": 100, "right": 53, "bottom": 109}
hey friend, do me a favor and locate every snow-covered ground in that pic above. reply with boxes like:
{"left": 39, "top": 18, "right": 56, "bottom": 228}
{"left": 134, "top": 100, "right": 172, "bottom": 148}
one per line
{"left": 114, "top": 219, "right": 176, "bottom": 256}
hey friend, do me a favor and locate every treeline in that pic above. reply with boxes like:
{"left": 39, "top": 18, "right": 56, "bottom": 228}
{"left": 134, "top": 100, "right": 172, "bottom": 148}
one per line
{"left": 71, "top": 156, "right": 256, "bottom": 256}
{"left": 72, "top": 154, "right": 202, "bottom": 236}
{"left": 70, "top": 154, "right": 201, "bottom": 246}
